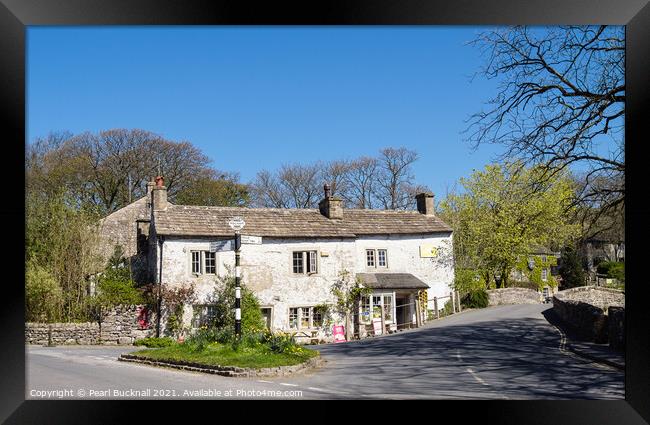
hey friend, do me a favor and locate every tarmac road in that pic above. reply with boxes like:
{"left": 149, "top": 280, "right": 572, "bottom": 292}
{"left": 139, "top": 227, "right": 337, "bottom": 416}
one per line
{"left": 26, "top": 304, "right": 623, "bottom": 400}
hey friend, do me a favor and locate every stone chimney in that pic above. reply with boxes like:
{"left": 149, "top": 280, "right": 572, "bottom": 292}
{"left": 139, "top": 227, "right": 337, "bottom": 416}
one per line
{"left": 152, "top": 176, "right": 168, "bottom": 212}
{"left": 319, "top": 184, "right": 343, "bottom": 220}
{"left": 415, "top": 192, "right": 435, "bottom": 216}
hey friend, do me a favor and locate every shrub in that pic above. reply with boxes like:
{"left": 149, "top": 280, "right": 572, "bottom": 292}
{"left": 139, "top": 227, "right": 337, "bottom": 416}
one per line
{"left": 461, "top": 289, "right": 489, "bottom": 309}
{"left": 134, "top": 337, "right": 175, "bottom": 348}
{"left": 559, "top": 245, "right": 586, "bottom": 288}
{"left": 261, "top": 331, "right": 300, "bottom": 354}
{"left": 26, "top": 262, "right": 63, "bottom": 322}
{"left": 442, "top": 299, "right": 454, "bottom": 316}
{"left": 205, "top": 268, "right": 265, "bottom": 335}
{"left": 597, "top": 261, "right": 624, "bottom": 283}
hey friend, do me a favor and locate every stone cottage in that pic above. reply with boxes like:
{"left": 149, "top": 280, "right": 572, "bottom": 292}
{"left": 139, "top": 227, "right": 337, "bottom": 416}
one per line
{"left": 101, "top": 177, "right": 455, "bottom": 341}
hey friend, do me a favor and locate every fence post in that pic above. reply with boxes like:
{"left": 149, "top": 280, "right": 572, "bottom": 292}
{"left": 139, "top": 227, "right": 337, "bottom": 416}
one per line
{"left": 380, "top": 300, "right": 386, "bottom": 335}
{"left": 450, "top": 292, "right": 454, "bottom": 313}
{"left": 456, "top": 290, "right": 462, "bottom": 312}
{"left": 434, "top": 297, "right": 439, "bottom": 319}
{"left": 414, "top": 297, "right": 421, "bottom": 327}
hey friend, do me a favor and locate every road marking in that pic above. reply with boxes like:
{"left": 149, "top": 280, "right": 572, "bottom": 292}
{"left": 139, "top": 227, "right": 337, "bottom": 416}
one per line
{"left": 455, "top": 350, "right": 462, "bottom": 361}
{"left": 548, "top": 322, "right": 618, "bottom": 371}
{"left": 466, "top": 368, "right": 488, "bottom": 386}
{"left": 280, "top": 383, "right": 298, "bottom": 387}
{"left": 257, "top": 380, "right": 272, "bottom": 383}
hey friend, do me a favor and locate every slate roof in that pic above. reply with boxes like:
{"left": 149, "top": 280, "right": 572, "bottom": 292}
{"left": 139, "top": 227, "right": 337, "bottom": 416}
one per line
{"left": 356, "top": 273, "right": 430, "bottom": 290}
{"left": 153, "top": 205, "right": 452, "bottom": 238}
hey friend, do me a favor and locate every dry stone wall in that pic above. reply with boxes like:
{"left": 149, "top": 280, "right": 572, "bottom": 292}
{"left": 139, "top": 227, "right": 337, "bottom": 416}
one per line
{"left": 26, "top": 305, "right": 155, "bottom": 345}
{"left": 608, "top": 306, "right": 625, "bottom": 351}
{"left": 552, "top": 286, "right": 625, "bottom": 347}
{"left": 486, "top": 288, "right": 542, "bottom": 306}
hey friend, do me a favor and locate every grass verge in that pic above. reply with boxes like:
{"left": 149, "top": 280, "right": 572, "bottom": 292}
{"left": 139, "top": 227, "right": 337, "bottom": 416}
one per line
{"left": 130, "top": 342, "right": 319, "bottom": 369}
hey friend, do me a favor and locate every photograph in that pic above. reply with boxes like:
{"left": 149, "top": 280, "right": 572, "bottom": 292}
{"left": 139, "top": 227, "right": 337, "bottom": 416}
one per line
{"left": 21, "top": 24, "right": 630, "bottom": 402}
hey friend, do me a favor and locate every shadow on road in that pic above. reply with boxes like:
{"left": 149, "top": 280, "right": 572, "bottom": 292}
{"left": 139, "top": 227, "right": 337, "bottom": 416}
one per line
{"left": 299, "top": 307, "right": 623, "bottom": 399}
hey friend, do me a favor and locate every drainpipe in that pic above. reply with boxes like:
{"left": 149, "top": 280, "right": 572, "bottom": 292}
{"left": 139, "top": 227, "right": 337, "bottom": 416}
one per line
{"left": 156, "top": 236, "right": 165, "bottom": 338}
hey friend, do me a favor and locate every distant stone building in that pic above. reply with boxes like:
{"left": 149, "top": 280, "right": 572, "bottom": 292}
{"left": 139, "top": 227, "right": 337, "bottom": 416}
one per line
{"left": 99, "top": 178, "right": 455, "bottom": 341}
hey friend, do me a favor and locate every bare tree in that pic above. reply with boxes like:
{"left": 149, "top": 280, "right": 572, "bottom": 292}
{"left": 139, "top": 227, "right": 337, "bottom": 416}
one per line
{"left": 346, "top": 156, "right": 378, "bottom": 209}
{"left": 321, "top": 159, "right": 352, "bottom": 203}
{"left": 466, "top": 26, "right": 624, "bottom": 231}
{"left": 249, "top": 170, "right": 290, "bottom": 208}
{"left": 278, "top": 163, "right": 322, "bottom": 208}
{"left": 375, "top": 147, "right": 419, "bottom": 210}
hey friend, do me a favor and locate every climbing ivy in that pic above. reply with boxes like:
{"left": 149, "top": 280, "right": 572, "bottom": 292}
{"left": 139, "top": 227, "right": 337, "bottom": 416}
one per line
{"left": 513, "top": 255, "right": 558, "bottom": 290}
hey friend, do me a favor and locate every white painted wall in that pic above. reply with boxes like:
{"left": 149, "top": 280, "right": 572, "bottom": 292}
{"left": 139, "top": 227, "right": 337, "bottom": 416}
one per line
{"left": 155, "top": 232, "right": 453, "bottom": 332}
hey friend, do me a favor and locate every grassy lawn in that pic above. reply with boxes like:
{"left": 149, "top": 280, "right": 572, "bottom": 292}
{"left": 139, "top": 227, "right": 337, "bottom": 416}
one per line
{"left": 130, "top": 342, "right": 319, "bottom": 369}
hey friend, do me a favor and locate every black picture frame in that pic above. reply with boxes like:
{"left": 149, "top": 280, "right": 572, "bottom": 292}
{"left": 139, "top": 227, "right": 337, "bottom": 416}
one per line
{"left": 1, "top": 0, "right": 648, "bottom": 423}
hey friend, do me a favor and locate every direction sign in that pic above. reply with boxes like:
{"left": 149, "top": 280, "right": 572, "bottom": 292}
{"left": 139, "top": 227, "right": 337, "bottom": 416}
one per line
{"left": 240, "top": 235, "right": 262, "bottom": 245}
{"left": 210, "top": 240, "right": 234, "bottom": 252}
{"left": 228, "top": 216, "right": 246, "bottom": 232}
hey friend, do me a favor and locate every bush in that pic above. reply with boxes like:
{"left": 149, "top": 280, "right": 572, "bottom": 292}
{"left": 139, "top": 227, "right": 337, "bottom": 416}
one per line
{"left": 205, "top": 269, "right": 265, "bottom": 335}
{"left": 461, "top": 289, "right": 489, "bottom": 309}
{"left": 442, "top": 299, "right": 454, "bottom": 316}
{"left": 597, "top": 261, "right": 624, "bottom": 283}
{"left": 26, "top": 262, "right": 63, "bottom": 322}
{"left": 261, "top": 331, "right": 297, "bottom": 354}
{"left": 559, "top": 245, "right": 586, "bottom": 288}
{"left": 186, "top": 327, "right": 303, "bottom": 354}
{"left": 134, "top": 337, "right": 175, "bottom": 348}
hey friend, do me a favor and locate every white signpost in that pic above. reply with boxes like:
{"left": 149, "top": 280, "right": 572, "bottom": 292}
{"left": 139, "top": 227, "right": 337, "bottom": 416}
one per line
{"left": 228, "top": 216, "right": 245, "bottom": 338}
{"left": 240, "top": 235, "right": 262, "bottom": 245}
{"left": 228, "top": 216, "right": 246, "bottom": 232}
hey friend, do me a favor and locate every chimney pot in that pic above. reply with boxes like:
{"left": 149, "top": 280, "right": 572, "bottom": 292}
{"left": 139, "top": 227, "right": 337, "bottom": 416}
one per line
{"left": 152, "top": 177, "right": 168, "bottom": 212}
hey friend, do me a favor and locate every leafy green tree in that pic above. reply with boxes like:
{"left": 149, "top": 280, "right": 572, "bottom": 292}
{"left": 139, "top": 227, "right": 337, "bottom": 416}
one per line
{"left": 26, "top": 190, "right": 104, "bottom": 321}
{"left": 439, "top": 163, "right": 579, "bottom": 288}
{"left": 175, "top": 171, "right": 249, "bottom": 207}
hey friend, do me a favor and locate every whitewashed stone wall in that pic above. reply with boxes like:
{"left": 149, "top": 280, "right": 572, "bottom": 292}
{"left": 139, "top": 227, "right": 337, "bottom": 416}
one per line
{"left": 156, "top": 233, "right": 454, "bottom": 333}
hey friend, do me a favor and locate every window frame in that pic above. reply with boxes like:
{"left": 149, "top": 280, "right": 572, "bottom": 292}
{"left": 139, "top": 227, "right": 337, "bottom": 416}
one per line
{"left": 360, "top": 292, "right": 395, "bottom": 325}
{"left": 204, "top": 251, "right": 216, "bottom": 275}
{"left": 190, "top": 250, "right": 202, "bottom": 275}
{"left": 192, "top": 304, "right": 217, "bottom": 328}
{"left": 366, "top": 249, "right": 376, "bottom": 267}
{"left": 288, "top": 306, "right": 325, "bottom": 330}
{"left": 366, "top": 248, "right": 388, "bottom": 269}
{"left": 189, "top": 250, "right": 218, "bottom": 276}
{"left": 291, "top": 250, "right": 319, "bottom": 276}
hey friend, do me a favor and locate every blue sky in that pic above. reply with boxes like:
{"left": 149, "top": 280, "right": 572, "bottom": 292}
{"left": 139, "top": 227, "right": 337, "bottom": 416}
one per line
{"left": 27, "top": 26, "right": 509, "bottom": 199}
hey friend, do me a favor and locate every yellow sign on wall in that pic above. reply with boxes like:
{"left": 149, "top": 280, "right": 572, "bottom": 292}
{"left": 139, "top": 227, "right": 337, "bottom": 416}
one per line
{"left": 419, "top": 244, "right": 438, "bottom": 258}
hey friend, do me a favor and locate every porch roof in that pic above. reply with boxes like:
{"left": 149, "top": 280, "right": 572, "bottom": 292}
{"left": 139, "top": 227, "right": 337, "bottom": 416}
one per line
{"left": 356, "top": 273, "right": 429, "bottom": 290}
